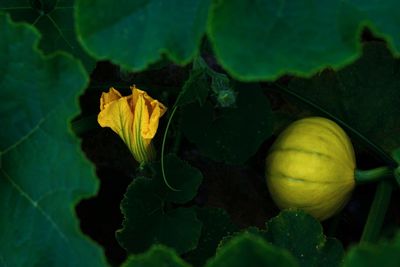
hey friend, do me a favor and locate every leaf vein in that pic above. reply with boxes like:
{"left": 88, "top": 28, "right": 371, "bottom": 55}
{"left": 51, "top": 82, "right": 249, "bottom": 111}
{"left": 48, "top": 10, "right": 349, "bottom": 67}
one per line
{"left": 1, "top": 169, "right": 70, "bottom": 244}
{"left": 1, "top": 117, "right": 46, "bottom": 155}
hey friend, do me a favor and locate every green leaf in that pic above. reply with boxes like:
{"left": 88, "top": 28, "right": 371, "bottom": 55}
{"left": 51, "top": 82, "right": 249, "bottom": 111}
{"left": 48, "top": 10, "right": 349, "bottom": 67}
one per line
{"left": 181, "top": 84, "right": 273, "bottom": 164}
{"left": 176, "top": 56, "right": 237, "bottom": 108}
{"left": 392, "top": 148, "right": 400, "bottom": 164}
{"left": 185, "top": 208, "right": 239, "bottom": 267}
{"left": 205, "top": 233, "right": 299, "bottom": 267}
{"left": 208, "top": 0, "right": 361, "bottom": 81}
{"left": 216, "top": 227, "right": 268, "bottom": 252}
{"left": 0, "top": 0, "right": 95, "bottom": 71}
{"left": 0, "top": 13, "right": 106, "bottom": 267}
{"left": 343, "top": 232, "right": 400, "bottom": 267}
{"left": 392, "top": 148, "right": 400, "bottom": 186}
{"left": 122, "top": 245, "right": 191, "bottom": 267}
{"left": 76, "top": 0, "right": 211, "bottom": 71}
{"left": 176, "top": 57, "right": 210, "bottom": 107}
{"left": 216, "top": 210, "right": 343, "bottom": 267}
{"left": 288, "top": 42, "right": 400, "bottom": 156}
{"left": 265, "top": 210, "right": 344, "bottom": 267}
{"left": 345, "top": 0, "right": 400, "bottom": 54}
{"left": 158, "top": 154, "right": 203, "bottom": 203}
{"left": 176, "top": 68, "right": 209, "bottom": 107}
{"left": 116, "top": 155, "right": 203, "bottom": 254}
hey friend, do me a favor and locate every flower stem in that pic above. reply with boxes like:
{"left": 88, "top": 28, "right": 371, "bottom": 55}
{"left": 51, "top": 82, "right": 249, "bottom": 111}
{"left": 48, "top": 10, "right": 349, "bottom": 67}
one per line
{"left": 355, "top": 167, "right": 393, "bottom": 184}
{"left": 172, "top": 111, "right": 183, "bottom": 154}
{"left": 360, "top": 180, "right": 392, "bottom": 243}
{"left": 161, "top": 106, "right": 180, "bottom": 191}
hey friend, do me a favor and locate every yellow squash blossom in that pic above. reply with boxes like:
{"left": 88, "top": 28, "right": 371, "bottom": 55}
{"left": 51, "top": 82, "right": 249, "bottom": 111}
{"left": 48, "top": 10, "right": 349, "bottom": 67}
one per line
{"left": 98, "top": 85, "right": 167, "bottom": 163}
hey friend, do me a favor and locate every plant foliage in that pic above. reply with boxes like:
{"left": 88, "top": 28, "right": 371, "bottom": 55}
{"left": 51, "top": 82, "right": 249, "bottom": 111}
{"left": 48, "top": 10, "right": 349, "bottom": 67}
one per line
{"left": 1, "top": 1, "right": 400, "bottom": 266}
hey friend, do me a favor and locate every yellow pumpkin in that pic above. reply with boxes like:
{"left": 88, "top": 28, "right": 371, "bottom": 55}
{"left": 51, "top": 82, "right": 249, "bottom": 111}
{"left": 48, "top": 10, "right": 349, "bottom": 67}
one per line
{"left": 265, "top": 117, "right": 356, "bottom": 221}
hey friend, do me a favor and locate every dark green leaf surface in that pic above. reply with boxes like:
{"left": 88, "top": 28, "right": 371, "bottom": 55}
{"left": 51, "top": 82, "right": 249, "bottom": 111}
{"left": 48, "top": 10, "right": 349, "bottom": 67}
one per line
{"left": 0, "top": 13, "right": 106, "bottom": 267}
{"left": 205, "top": 233, "right": 299, "bottom": 267}
{"left": 343, "top": 232, "right": 400, "bottom": 267}
{"left": 208, "top": 0, "right": 361, "bottom": 81}
{"left": 176, "top": 68, "right": 209, "bottom": 107}
{"left": 0, "top": 0, "right": 94, "bottom": 70}
{"left": 392, "top": 148, "right": 400, "bottom": 186}
{"left": 116, "top": 155, "right": 203, "bottom": 254}
{"left": 185, "top": 208, "right": 238, "bottom": 267}
{"left": 182, "top": 84, "right": 273, "bottom": 164}
{"left": 76, "top": 0, "right": 211, "bottom": 71}
{"left": 176, "top": 57, "right": 210, "bottom": 107}
{"left": 345, "top": 0, "right": 400, "bottom": 54}
{"left": 157, "top": 154, "right": 204, "bottom": 203}
{"left": 122, "top": 245, "right": 191, "bottom": 267}
{"left": 288, "top": 42, "right": 400, "bottom": 154}
{"left": 265, "top": 210, "right": 344, "bottom": 267}
{"left": 216, "top": 227, "right": 268, "bottom": 252}
{"left": 177, "top": 56, "right": 237, "bottom": 108}
{"left": 392, "top": 148, "right": 400, "bottom": 164}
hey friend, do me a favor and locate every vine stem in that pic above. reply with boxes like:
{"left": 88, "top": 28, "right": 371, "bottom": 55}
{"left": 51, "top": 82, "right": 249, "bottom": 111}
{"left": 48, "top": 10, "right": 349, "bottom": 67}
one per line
{"left": 161, "top": 106, "right": 180, "bottom": 191}
{"left": 356, "top": 167, "right": 394, "bottom": 243}
{"left": 355, "top": 167, "right": 393, "bottom": 184}
{"left": 360, "top": 180, "right": 392, "bottom": 243}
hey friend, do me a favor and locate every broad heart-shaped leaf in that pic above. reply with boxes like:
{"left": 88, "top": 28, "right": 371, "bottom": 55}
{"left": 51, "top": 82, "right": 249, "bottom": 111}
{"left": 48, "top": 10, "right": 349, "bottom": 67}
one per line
{"left": 265, "top": 210, "right": 344, "bottom": 267}
{"left": 0, "top": 0, "right": 95, "bottom": 71}
{"left": 122, "top": 245, "right": 191, "bottom": 267}
{"left": 75, "top": 0, "right": 211, "bottom": 71}
{"left": 184, "top": 208, "right": 239, "bottom": 267}
{"left": 0, "top": 13, "right": 107, "bottom": 267}
{"left": 343, "top": 232, "right": 400, "bottom": 267}
{"left": 205, "top": 233, "right": 299, "bottom": 267}
{"left": 181, "top": 84, "right": 273, "bottom": 164}
{"left": 288, "top": 42, "right": 400, "bottom": 156}
{"left": 345, "top": 0, "right": 400, "bottom": 55}
{"left": 207, "top": 0, "right": 361, "bottom": 81}
{"left": 116, "top": 155, "right": 203, "bottom": 254}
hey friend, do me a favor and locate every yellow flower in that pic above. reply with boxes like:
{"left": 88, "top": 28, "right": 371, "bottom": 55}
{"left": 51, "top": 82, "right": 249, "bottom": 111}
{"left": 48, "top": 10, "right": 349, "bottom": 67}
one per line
{"left": 98, "top": 85, "right": 167, "bottom": 163}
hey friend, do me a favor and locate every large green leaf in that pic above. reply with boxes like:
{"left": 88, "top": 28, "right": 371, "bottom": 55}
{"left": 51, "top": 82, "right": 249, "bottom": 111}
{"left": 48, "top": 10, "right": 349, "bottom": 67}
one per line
{"left": 288, "top": 42, "right": 400, "bottom": 156}
{"left": 343, "top": 232, "right": 400, "bottom": 267}
{"left": 181, "top": 84, "right": 273, "bottom": 164}
{"left": 0, "top": 0, "right": 95, "bottom": 70}
{"left": 122, "top": 245, "right": 191, "bottom": 267}
{"left": 185, "top": 208, "right": 239, "bottom": 267}
{"left": 208, "top": 0, "right": 400, "bottom": 81}
{"left": 345, "top": 0, "right": 400, "bottom": 54}
{"left": 265, "top": 211, "right": 344, "bottom": 267}
{"left": 75, "top": 0, "right": 211, "bottom": 71}
{"left": 0, "top": 13, "right": 106, "bottom": 267}
{"left": 116, "top": 155, "right": 203, "bottom": 254}
{"left": 215, "top": 210, "right": 343, "bottom": 267}
{"left": 205, "top": 232, "right": 299, "bottom": 267}
{"left": 208, "top": 0, "right": 360, "bottom": 81}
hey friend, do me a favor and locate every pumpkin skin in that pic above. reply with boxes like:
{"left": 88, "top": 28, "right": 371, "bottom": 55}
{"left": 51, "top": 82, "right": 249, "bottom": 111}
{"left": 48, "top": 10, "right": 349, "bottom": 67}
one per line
{"left": 266, "top": 117, "right": 356, "bottom": 221}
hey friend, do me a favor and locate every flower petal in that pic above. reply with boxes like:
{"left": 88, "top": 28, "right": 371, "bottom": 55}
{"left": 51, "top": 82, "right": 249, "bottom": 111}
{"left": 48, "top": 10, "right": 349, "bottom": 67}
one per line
{"left": 100, "top": 87, "right": 122, "bottom": 110}
{"left": 142, "top": 100, "right": 167, "bottom": 139}
{"left": 98, "top": 95, "right": 135, "bottom": 153}
{"left": 98, "top": 85, "right": 167, "bottom": 164}
{"left": 133, "top": 93, "right": 155, "bottom": 162}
